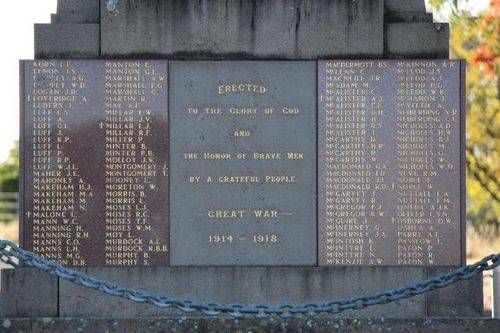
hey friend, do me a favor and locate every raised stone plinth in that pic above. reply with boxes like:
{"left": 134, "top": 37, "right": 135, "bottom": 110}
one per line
{"left": 0, "top": 317, "right": 499, "bottom": 333}
{"left": 0, "top": 267, "right": 483, "bottom": 318}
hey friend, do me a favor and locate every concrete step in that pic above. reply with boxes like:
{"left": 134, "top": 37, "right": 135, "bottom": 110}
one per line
{"left": 0, "top": 317, "right": 498, "bottom": 333}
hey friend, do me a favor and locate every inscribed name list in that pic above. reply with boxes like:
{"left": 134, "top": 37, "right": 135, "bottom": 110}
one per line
{"left": 318, "top": 60, "right": 464, "bottom": 266}
{"left": 21, "top": 60, "right": 169, "bottom": 267}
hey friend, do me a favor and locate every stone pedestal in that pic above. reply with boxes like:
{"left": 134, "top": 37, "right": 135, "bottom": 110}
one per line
{"left": 0, "top": 266, "right": 483, "bottom": 319}
{"left": 1, "top": 0, "right": 488, "bottom": 327}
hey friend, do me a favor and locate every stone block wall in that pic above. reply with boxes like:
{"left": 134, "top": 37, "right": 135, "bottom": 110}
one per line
{"left": 0, "top": 0, "right": 480, "bottom": 320}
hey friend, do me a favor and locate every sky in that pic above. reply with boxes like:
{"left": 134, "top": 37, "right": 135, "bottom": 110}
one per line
{"left": 0, "top": 0, "right": 491, "bottom": 162}
{"left": 0, "top": 0, "right": 57, "bottom": 161}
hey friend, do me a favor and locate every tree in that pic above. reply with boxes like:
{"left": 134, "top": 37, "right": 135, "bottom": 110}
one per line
{"left": 0, "top": 141, "right": 19, "bottom": 193}
{"left": 429, "top": 0, "right": 500, "bottom": 235}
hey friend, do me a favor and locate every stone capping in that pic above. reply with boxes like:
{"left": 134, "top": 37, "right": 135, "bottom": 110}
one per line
{"left": 385, "top": 11, "right": 434, "bottom": 23}
{"left": 385, "top": 23, "right": 449, "bottom": 59}
{"left": 99, "top": 0, "right": 384, "bottom": 59}
{"left": 34, "top": 24, "right": 100, "bottom": 59}
{"left": 54, "top": 0, "right": 100, "bottom": 23}
{"left": 34, "top": 0, "right": 447, "bottom": 59}
{"left": 385, "top": 0, "right": 427, "bottom": 12}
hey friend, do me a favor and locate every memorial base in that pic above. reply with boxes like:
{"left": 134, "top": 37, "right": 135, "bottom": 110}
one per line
{"left": 0, "top": 267, "right": 482, "bottom": 318}
{"left": 0, "top": 317, "right": 498, "bottom": 333}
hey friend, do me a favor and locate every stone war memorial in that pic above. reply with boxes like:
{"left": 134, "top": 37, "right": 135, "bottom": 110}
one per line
{"left": 0, "top": 0, "right": 499, "bottom": 332}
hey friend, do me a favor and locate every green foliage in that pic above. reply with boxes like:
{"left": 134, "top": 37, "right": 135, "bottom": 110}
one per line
{"left": 427, "top": 0, "right": 447, "bottom": 11}
{"left": 0, "top": 141, "right": 19, "bottom": 193}
{"left": 446, "top": 1, "right": 500, "bottom": 236}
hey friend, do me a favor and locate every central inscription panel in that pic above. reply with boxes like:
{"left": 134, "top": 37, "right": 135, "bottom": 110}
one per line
{"left": 170, "top": 61, "right": 317, "bottom": 266}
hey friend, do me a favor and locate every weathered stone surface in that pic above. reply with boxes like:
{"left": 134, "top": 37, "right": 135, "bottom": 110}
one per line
{"left": 100, "top": 0, "right": 384, "bottom": 59}
{"left": 0, "top": 317, "right": 498, "bottom": 333}
{"left": 385, "top": 0, "right": 427, "bottom": 12}
{"left": 385, "top": 23, "right": 449, "bottom": 58}
{"left": 58, "top": 266, "right": 426, "bottom": 317}
{"left": 426, "top": 267, "right": 484, "bottom": 317}
{"left": 35, "top": 24, "right": 99, "bottom": 59}
{"left": 169, "top": 61, "right": 316, "bottom": 266}
{"left": 0, "top": 268, "right": 57, "bottom": 318}
{"left": 386, "top": 11, "right": 433, "bottom": 23}
{"left": 13, "top": 0, "right": 479, "bottom": 324}
{"left": 55, "top": 0, "right": 99, "bottom": 23}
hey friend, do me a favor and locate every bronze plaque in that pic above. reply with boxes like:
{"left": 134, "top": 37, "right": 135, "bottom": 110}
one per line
{"left": 20, "top": 60, "right": 169, "bottom": 267}
{"left": 318, "top": 60, "right": 465, "bottom": 266}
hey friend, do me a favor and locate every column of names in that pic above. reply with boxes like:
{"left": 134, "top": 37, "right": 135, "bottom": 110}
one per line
{"left": 319, "top": 60, "right": 463, "bottom": 266}
{"left": 23, "top": 60, "right": 169, "bottom": 267}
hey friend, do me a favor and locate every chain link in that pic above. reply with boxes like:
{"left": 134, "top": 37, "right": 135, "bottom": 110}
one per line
{"left": 106, "top": 0, "right": 119, "bottom": 11}
{"left": 0, "top": 240, "right": 498, "bottom": 318}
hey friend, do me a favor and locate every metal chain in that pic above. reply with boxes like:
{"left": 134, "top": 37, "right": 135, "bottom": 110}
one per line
{"left": 0, "top": 240, "right": 498, "bottom": 318}
{"left": 106, "top": 0, "right": 119, "bottom": 12}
